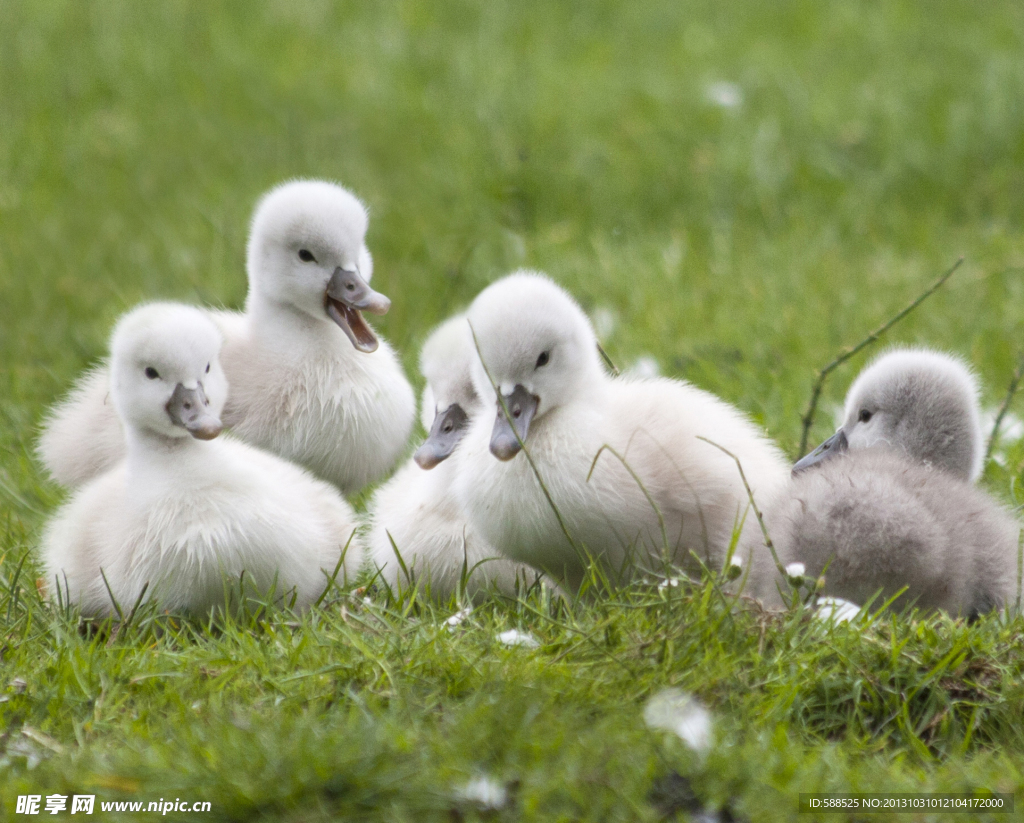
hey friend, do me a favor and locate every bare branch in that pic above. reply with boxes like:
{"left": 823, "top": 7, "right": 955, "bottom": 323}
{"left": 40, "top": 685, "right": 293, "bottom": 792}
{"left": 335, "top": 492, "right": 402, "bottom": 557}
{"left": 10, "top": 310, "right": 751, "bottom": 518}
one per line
{"left": 797, "top": 256, "right": 964, "bottom": 457}
{"left": 985, "top": 354, "right": 1024, "bottom": 465}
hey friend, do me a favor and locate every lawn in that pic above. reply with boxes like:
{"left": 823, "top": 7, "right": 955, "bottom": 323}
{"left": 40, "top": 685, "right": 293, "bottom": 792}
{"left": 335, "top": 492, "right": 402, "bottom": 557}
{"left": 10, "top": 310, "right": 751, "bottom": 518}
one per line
{"left": 2, "top": 1, "right": 1024, "bottom": 820}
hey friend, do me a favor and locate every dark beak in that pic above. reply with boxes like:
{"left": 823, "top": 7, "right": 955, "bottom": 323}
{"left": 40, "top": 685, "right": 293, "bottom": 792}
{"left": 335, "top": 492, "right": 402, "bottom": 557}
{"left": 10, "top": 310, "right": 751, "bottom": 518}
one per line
{"left": 324, "top": 267, "right": 391, "bottom": 353}
{"left": 166, "top": 383, "right": 222, "bottom": 440}
{"left": 793, "top": 428, "right": 849, "bottom": 475}
{"left": 413, "top": 403, "right": 470, "bottom": 469}
{"left": 489, "top": 384, "right": 539, "bottom": 461}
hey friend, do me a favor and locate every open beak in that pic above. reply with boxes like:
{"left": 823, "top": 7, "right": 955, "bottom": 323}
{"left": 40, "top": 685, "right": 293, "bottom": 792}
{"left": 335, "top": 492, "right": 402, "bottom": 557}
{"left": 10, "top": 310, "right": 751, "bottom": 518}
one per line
{"left": 792, "top": 428, "right": 848, "bottom": 475}
{"left": 324, "top": 267, "right": 391, "bottom": 354}
{"left": 413, "top": 403, "right": 470, "bottom": 469}
{"left": 489, "top": 384, "right": 538, "bottom": 461}
{"left": 166, "top": 383, "right": 222, "bottom": 440}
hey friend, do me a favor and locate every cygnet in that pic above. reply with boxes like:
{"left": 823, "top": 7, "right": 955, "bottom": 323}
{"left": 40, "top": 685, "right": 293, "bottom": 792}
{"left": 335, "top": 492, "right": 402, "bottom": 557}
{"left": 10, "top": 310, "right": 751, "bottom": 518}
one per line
{"left": 41, "top": 303, "right": 362, "bottom": 617}
{"left": 454, "top": 271, "right": 790, "bottom": 592}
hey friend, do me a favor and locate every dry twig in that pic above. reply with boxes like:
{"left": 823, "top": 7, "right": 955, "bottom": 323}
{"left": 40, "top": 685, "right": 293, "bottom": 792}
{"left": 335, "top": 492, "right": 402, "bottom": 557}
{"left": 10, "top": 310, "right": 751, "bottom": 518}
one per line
{"left": 797, "top": 256, "right": 964, "bottom": 457}
{"left": 985, "top": 354, "right": 1024, "bottom": 464}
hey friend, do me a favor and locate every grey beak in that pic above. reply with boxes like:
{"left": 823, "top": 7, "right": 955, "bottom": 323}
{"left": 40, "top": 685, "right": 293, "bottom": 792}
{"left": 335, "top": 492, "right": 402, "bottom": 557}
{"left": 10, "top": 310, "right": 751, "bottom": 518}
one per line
{"left": 324, "top": 267, "right": 391, "bottom": 353}
{"left": 413, "top": 403, "right": 470, "bottom": 469}
{"left": 166, "top": 383, "right": 222, "bottom": 440}
{"left": 793, "top": 428, "right": 849, "bottom": 475}
{"left": 489, "top": 384, "right": 539, "bottom": 461}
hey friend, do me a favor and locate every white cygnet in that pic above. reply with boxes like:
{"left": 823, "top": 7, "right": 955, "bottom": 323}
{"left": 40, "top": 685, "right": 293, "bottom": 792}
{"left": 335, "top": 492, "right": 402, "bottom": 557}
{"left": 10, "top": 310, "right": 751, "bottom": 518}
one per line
{"left": 454, "top": 271, "right": 790, "bottom": 592}
{"left": 366, "top": 314, "right": 545, "bottom": 601}
{"left": 747, "top": 348, "right": 1020, "bottom": 617}
{"left": 40, "top": 303, "right": 362, "bottom": 617}
{"left": 38, "top": 180, "right": 415, "bottom": 495}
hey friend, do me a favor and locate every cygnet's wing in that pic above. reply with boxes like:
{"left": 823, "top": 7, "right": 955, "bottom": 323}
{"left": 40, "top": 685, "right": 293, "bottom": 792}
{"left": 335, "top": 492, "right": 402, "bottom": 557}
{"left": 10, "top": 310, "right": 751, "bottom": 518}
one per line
{"left": 37, "top": 366, "right": 125, "bottom": 487}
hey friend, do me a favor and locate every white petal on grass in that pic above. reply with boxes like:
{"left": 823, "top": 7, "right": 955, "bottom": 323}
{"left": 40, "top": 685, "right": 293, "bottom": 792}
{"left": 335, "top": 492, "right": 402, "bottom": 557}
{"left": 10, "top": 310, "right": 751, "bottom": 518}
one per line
{"left": 658, "top": 577, "right": 680, "bottom": 590}
{"left": 829, "top": 403, "right": 846, "bottom": 431}
{"left": 497, "top": 629, "right": 540, "bottom": 649}
{"left": 628, "top": 355, "right": 661, "bottom": 379}
{"left": 705, "top": 81, "right": 743, "bottom": 110}
{"left": 445, "top": 607, "right": 473, "bottom": 628}
{"left": 814, "top": 596, "right": 862, "bottom": 624}
{"left": 456, "top": 775, "right": 508, "bottom": 810}
{"left": 591, "top": 305, "right": 618, "bottom": 340}
{"left": 643, "top": 688, "right": 713, "bottom": 755}
{"left": 1003, "top": 411, "right": 1024, "bottom": 442}
{"left": 981, "top": 407, "right": 1024, "bottom": 465}
{"left": 981, "top": 407, "right": 1024, "bottom": 443}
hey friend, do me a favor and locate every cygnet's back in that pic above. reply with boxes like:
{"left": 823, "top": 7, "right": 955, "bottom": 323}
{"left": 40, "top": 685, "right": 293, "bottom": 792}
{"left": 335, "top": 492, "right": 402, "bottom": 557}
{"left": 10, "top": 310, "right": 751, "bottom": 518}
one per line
{"left": 747, "top": 348, "right": 1019, "bottom": 616}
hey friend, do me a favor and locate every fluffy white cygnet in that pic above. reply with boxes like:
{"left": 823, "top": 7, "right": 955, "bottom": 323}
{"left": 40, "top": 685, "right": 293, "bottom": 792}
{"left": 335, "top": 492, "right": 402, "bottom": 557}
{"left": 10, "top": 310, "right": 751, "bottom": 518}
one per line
{"left": 366, "top": 314, "right": 545, "bottom": 601}
{"left": 747, "top": 348, "right": 1020, "bottom": 616}
{"left": 38, "top": 180, "right": 415, "bottom": 495}
{"left": 454, "top": 271, "right": 790, "bottom": 592}
{"left": 40, "top": 303, "right": 362, "bottom": 617}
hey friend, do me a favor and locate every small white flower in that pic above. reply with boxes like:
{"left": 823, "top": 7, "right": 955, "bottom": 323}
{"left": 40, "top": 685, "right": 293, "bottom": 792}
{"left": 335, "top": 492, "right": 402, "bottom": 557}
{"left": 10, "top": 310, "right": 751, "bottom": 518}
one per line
{"left": 497, "top": 629, "right": 540, "bottom": 649}
{"left": 628, "top": 355, "right": 661, "bottom": 379}
{"left": 725, "top": 555, "right": 743, "bottom": 581}
{"left": 658, "top": 577, "right": 680, "bottom": 590}
{"left": 445, "top": 607, "right": 473, "bottom": 628}
{"left": 785, "top": 562, "right": 805, "bottom": 580}
{"left": 456, "top": 775, "right": 508, "bottom": 810}
{"left": 814, "top": 596, "right": 862, "bottom": 624}
{"left": 705, "top": 81, "right": 743, "bottom": 110}
{"left": 644, "top": 688, "right": 713, "bottom": 756}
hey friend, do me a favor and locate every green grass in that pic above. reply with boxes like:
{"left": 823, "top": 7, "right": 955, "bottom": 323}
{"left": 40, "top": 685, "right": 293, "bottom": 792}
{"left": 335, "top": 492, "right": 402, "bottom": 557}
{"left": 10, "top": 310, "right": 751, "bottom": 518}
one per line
{"left": 2, "top": 0, "right": 1024, "bottom": 819}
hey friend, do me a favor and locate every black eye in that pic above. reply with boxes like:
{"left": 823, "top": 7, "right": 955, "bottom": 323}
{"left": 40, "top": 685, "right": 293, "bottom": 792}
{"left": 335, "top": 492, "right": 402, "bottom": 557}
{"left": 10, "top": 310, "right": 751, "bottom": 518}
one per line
{"left": 205, "top": 363, "right": 210, "bottom": 374}
{"left": 298, "top": 249, "right": 316, "bottom": 263}
{"left": 535, "top": 351, "right": 550, "bottom": 368}
{"left": 858, "top": 409, "right": 873, "bottom": 423}
{"left": 145, "top": 367, "right": 159, "bottom": 380}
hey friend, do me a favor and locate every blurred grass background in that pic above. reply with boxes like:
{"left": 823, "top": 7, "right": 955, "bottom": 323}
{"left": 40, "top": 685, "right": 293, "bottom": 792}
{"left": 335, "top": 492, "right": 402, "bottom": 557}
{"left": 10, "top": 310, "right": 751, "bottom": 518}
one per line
{"left": 2, "top": 1, "right": 1024, "bottom": 819}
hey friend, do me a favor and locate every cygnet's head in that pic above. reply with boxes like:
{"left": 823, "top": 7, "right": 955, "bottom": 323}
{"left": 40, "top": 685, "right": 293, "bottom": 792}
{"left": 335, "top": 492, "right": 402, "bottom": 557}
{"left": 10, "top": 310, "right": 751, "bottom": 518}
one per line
{"left": 794, "top": 348, "right": 983, "bottom": 481}
{"left": 110, "top": 303, "right": 227, "bottom": 441}
{"left": 413, "top": 314, "right": 478, "bottom": 469}
{"left": 466, "top": 271, "right": 603, "bottom": 461}
{"left": 246, "top": 180, "right": 390, "bottom": 352}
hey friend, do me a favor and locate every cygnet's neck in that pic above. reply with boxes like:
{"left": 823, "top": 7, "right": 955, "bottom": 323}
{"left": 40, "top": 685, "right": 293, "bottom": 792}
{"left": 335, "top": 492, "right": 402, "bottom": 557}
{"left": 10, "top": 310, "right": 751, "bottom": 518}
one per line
{"left": 246, "top": 290, "right": 352, "bottom": 357}
{"left": 124, "top": 425, "right": 212, "bottom": 478}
